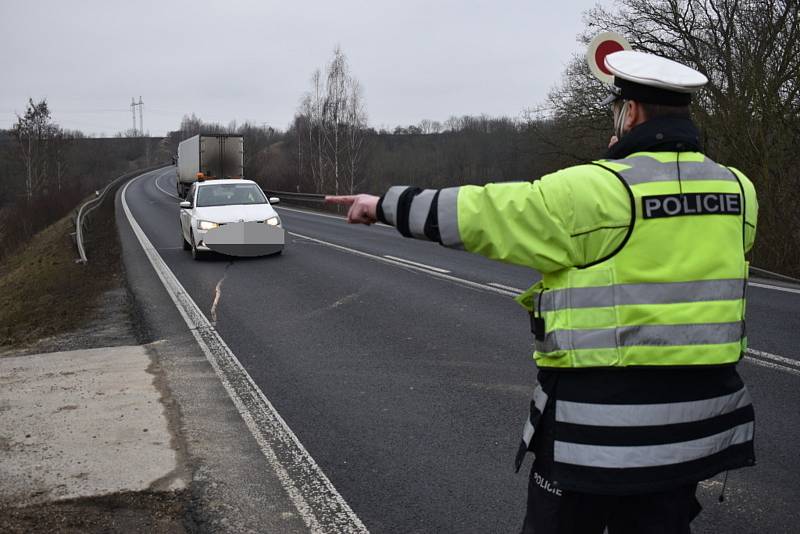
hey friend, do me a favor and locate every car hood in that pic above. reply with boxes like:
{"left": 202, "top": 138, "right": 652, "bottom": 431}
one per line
{"left": 194, "top": 204, "right": 278, "bottom": 224}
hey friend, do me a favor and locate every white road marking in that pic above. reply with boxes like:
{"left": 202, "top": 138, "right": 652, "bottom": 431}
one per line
{"left": 488, "top": 282, "right": 525, "bottom": 293}
{"left": 154, "top": 170, "right": 181, "bottom": 200}
{"left": 275, "top": 205, "right": 393, "bottom": 228}
{"left": 289, "top": 231, "right": 517, "bottom": 298}
{"left": 745, "top": 348, "right": 800, "bottom": 375}
{"left": 283, "top": 207, "right": 800, "bottom": 296}
{"left": 290, "top": 231, "right": 800, "bottom": 377}
{"left": 383, "top": 255, "right": 451, "bottom": 273}
{"left": 748, "top": 281, "right": 800, "bottom": 295}
{"left": 122, "top": 172, "right": 368, "bottom": 534}
{"left": 743, "top": 355, "right": 800, "bottom": 377}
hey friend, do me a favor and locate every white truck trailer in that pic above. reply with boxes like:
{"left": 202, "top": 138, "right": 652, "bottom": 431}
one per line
{"left": 176, "top": 134, "right": 244, "bottom": 198}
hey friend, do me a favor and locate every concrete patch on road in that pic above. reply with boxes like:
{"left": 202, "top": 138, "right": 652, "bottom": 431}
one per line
{"left": 0, "top": 345, "right": 186, "bottom": 506}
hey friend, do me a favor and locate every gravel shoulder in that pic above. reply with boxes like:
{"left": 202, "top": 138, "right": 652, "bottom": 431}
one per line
{"left": 0, "top": 180, "right": 195, "bottom": 533}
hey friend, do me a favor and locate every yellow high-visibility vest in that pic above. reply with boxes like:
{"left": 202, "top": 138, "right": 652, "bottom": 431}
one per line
{"left": 515, "top": 152, "right": 756, "bottom": 368}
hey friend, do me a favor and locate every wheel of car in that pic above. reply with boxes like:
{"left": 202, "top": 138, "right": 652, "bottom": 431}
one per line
{"left": 181, "top": 219, "right": 191, "bottom": 250}
{"left": 190, "top": 231, "right": 203, "bottom": 260}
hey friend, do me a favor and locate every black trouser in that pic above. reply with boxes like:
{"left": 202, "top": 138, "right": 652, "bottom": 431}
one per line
{"left": 520, "top": 467, "right": 702, "bottom": 534}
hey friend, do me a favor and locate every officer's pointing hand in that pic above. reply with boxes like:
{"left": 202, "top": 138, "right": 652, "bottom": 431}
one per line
{"left": 325, "top": 194, "right": 380, "bottom": 225}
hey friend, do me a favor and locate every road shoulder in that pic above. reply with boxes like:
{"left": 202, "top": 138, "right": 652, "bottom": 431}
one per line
{"left": 115, "top": 170, "right": 309, "bottom": 532}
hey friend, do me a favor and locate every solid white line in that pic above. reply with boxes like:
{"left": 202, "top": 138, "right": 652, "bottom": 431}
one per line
{"left": 275, "top": 205, "right": 393, "bottom": 228}
{"left": 279, "top": 206, "right": 800, "bottom": 295}
{"left": 383, "top": 255, "right": 451, "bottom": 273}
{"left": 748, "top": 281, "right": 800, "bottom": 295}
{"left": 122, "top": 174, "right": 368, "bottom": 534}
{"left": 745, "top": 348, "right": 800, "bottom": 369}
{"left": 290, "top": 231, "right": 800, "bottom": 377}
{"left": 743, "top": 356, "right": 800, "bottom": 377}
{"left": 288, "top": 231, "right": 518, "bottom": 298}
{"left": 154, "top": 170, "right": 181, "bottom": 200}
{"left": 487, "top": 282, "right": 525, "bottom": 293}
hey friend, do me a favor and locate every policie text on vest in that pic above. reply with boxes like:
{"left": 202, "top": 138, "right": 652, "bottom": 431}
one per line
{"left": 642, "top": 193, "right": 741, "bottom": 219}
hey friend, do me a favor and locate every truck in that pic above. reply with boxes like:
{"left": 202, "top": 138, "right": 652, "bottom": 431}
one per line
{"left": 176, "top": 134, "right": 244, "bottom": 198}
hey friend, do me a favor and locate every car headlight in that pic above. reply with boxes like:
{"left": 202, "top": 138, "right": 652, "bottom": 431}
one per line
{"left": 198, "top": 220, "right": 219, "bottom": 230}
{"left": 265, "top": 216, "right": 280, "bottom": 226}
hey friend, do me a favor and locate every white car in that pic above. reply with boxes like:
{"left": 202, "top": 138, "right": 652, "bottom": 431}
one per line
{"left": 179, "top": 179, "right": 285, "bottom": 259}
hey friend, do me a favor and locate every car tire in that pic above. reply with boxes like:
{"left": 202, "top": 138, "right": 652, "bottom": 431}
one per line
{"left": 190, "top": 231, "right": 203, "bottom": 260}
{"left": 181, "top": 220, "right": 191, "bottom": 250}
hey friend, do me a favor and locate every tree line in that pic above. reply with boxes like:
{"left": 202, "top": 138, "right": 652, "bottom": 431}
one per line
{"left": 2, "top": 0, "right": 796, "bottom": 277}
{"left": 0, "top": 99, "right": 168, "bottom": 259}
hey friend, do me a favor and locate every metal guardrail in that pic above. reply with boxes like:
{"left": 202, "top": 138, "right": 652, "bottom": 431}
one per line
{"left": 265, "top": 189, "right": 800, "bottom": 284}
{"left": 264, "top": 190, "right": 327, "bottom": 203}
{"left": 75, "top": 164, "right": 168, "bottom": 263}
{"left": 749, "top": 266, "right": 800, "bottom": 284}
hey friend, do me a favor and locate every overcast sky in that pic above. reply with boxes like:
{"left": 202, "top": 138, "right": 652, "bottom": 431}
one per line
{"left": 0, "top": 0, "right": 606, "bottom": 137}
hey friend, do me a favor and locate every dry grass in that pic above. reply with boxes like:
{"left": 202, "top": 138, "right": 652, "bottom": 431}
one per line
{"left": 0, "top": 197, "right": 122, "bottom": 348}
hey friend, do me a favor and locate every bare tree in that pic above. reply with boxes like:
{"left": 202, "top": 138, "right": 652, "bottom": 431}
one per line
{"left": 12, "top": 98, "right": 60, "bottom": 200}
{"left": 540, "top": 0, "right": 800, "bottom": 275}
{"left": 345, "top": 78, "right": 367, "bottom": 193}
{"left": 295, "top": 46, "right": 368, "bottom": 194}
{"left": 323, "top": 46, "right": 349, "bottom": 194}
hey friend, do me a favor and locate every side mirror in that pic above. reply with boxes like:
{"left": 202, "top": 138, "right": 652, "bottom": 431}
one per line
{"left": 269, "top": 197, "right": 280, "bottom": 204}
{"left": 180, "top": 201, "right": 191, "bottom": 209}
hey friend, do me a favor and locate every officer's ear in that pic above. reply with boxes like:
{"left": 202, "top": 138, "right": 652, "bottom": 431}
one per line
{"left": 625, "top": 101, "right": 646, "bottom": 131}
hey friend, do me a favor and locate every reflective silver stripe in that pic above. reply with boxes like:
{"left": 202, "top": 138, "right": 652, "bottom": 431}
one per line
{"left": 541, "top": 285, "right": 612, "bottom": 312}
{"left": 381, "top": 186, "right": 408, "bottom": 226}
{"left": 537, "top": 321, "right": 744, "bottom": 353}
{"left": 619, "top": 321, "right": 743, "bottom": 347}
{"left": 438, "top": 187, "right": 463, "bottom": 248}
{"left": 407, "top": 189, "right": 436, "bottom": 238}
{"left": 533, "top": 383, "right": 548, "bottom": 411}
{"left": 556, "top": 386, "right": 751, "bottom": 427}
{"left": 537, "top": 328, "right": 617, "bottom": 353}
{"left": 521, "top": 384, "right": 549, "bottom": 448}
{"left": 608, "top": 156, "right": 736, "bottom": 185}
{"left": 522, "top": 420, "right": 535, "bottom": 446}
{"left": 554, "top": 422, "right": 753, "bottom": 468}
{"left": 539, "top": 279, "right": 746, "bottom": 312}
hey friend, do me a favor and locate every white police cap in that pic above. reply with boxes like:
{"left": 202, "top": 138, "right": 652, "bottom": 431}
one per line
{"left": 601, "top": 51, "right": 708, "bottom": 106}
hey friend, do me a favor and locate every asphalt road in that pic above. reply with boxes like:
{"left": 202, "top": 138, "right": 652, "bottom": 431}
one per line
{"left": 124, "top": 167, "right": 800, "bottom": 533}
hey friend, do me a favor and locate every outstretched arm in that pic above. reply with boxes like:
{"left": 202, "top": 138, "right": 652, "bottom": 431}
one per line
{"left": 326, "top": 177, "right": 588, "bottom": 273}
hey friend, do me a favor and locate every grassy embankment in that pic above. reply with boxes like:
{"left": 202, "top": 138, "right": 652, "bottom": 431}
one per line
{"left": 0, "top": 195, "right": 123, "bottom": 349}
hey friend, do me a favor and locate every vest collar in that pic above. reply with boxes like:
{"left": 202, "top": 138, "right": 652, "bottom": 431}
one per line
{"left": 605, "top": 116, "right": 701, "bottom": 159}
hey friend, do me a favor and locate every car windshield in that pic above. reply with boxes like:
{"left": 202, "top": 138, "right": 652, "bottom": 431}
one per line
{"left": 196, "top": 183, "right": 267, "bottom": 207}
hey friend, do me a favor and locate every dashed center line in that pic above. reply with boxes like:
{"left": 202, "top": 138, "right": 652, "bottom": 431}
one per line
{"left": 154, "top": 170, "right": 181, "bottom": 200}
{"left": 290, "top": 231, "right": 799, "bottom": 377}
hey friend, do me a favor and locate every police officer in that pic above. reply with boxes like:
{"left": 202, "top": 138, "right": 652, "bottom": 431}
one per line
{"left": 327, "top": 50, "right": 758, "bottom": 533}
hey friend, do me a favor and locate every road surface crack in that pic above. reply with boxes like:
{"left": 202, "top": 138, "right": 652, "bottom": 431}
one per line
{"left": 210, "top": 262, "right": 233, "bottom": 325}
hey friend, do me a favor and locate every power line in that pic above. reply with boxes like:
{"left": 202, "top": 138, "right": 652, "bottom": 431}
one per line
{"left": 138, "top": 96, "right": 144, "bottom": 135}
{"left": 130, "top": 96, "right": 144, "bottom": 136}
